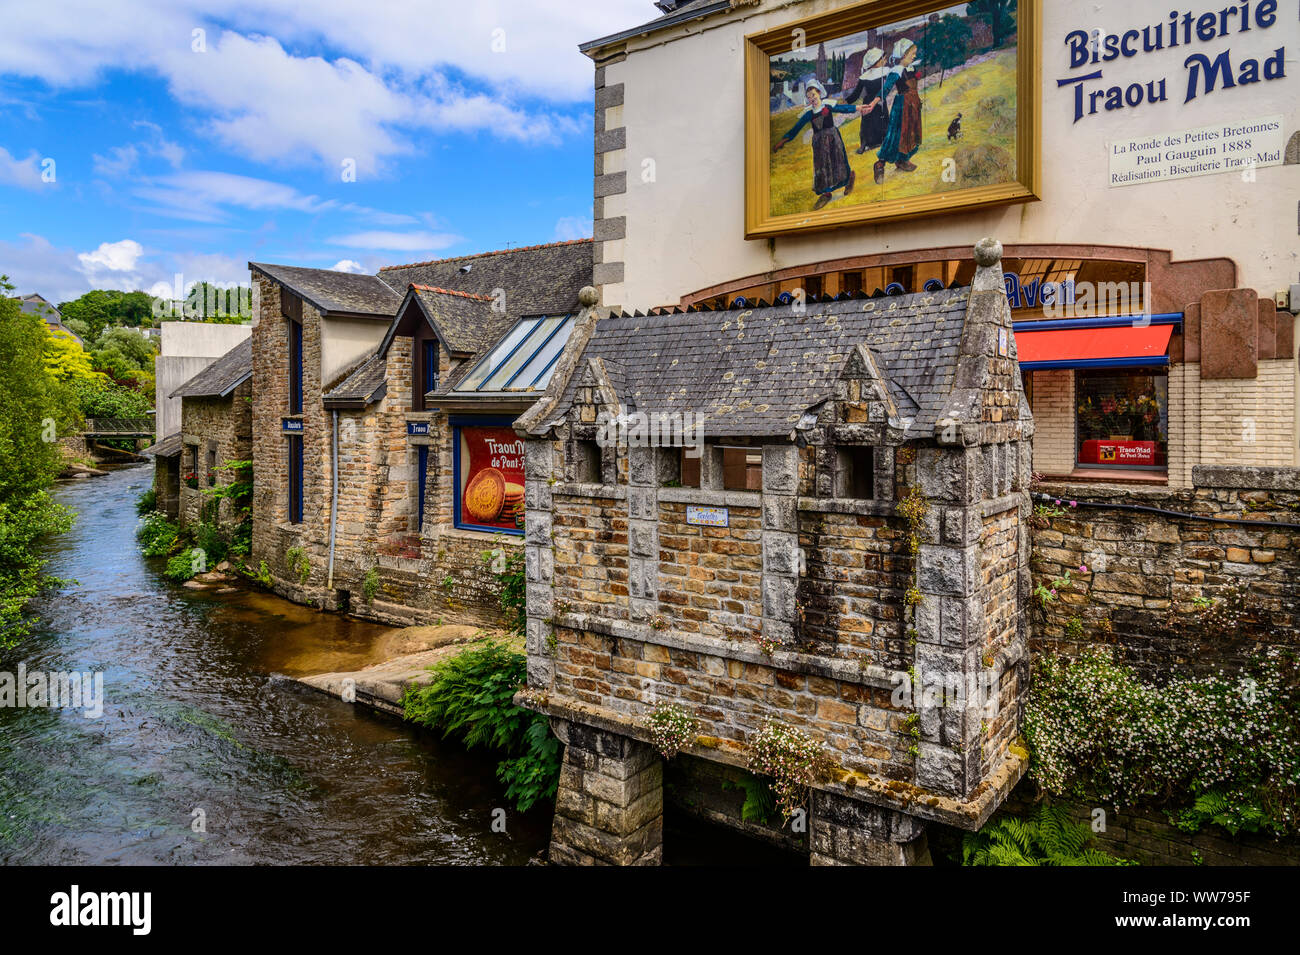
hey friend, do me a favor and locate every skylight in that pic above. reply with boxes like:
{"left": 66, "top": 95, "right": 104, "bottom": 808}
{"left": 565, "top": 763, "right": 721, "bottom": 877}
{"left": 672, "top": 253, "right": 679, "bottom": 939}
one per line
{"left": 454, "top": 314, "right": 575, "bottom": 393}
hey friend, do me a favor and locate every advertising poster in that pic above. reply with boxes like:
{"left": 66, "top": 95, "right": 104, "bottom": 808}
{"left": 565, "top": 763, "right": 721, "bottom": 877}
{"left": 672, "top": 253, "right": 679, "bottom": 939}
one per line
{"left": 457, "top": 425, "right": 525, "bottom": 532}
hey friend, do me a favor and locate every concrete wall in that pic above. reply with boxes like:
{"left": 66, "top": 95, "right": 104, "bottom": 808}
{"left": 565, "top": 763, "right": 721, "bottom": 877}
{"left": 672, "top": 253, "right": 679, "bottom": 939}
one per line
{"left": 321, "top": 316, "right": 389, "bottom": 386}
{"left": 155, "top": 322, "right": 252, "bottom": 439}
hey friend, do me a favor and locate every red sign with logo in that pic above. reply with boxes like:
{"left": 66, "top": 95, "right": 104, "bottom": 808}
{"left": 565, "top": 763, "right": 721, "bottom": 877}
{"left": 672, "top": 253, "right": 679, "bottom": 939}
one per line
{"left": 1079, "top": 439, "right": 1161, "bottom": 467}
{"left": 457, "top": 426, "right": 525, "bottom": 531}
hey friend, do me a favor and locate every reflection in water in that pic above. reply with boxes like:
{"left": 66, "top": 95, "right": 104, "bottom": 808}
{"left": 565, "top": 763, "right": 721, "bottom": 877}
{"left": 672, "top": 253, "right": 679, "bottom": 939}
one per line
{"left": 0, "top": 465, "right": 548, "bottom": 865}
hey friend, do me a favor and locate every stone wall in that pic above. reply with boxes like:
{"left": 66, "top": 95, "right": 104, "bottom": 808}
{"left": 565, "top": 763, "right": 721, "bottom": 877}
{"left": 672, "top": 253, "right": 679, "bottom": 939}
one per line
{"left": 178, "top": 380, "right": 252, "bottom": 530}
{"left": 1031, "top": 465, "right": 1300, "bottom": 679}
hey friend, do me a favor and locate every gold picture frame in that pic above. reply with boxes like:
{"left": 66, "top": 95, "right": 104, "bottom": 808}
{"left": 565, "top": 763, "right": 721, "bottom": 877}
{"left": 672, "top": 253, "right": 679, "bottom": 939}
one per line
{"left": 745, "top": 0, "right": 1040, "bottom": 238}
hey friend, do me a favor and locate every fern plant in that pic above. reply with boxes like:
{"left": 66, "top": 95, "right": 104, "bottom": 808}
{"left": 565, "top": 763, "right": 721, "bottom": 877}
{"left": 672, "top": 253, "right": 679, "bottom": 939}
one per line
{"left": 962, "top": 803, "right": 1134, "bottom": 866}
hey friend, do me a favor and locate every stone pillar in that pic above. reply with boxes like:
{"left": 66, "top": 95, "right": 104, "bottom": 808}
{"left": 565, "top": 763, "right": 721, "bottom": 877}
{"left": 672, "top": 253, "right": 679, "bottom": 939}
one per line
{"left": 761, "top": 444, "right": 800, "bottom": 648}
{"left": 626, "top": 445, "right": 659, "bottom": 624}
{"left": 549, "top": 721, "right": 664, "bottom": 866}
{"left": 810, "top": 791, "right": 931, "bottom": 866}
{"left": 524, "top": 439, "right": 556, "bottom": 689}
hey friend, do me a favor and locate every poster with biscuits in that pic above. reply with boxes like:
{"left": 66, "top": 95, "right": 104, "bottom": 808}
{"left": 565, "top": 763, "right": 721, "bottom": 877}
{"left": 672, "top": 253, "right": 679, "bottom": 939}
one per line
{"left": 457, "top": 425, "right": 526, "bottom": 532}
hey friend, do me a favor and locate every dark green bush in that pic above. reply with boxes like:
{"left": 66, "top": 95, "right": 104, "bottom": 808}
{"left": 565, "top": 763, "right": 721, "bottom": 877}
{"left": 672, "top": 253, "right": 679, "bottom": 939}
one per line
{"left": 963, "top": 803, "right": 1134, "bottom": 866}
{"left": 403, "top": 641, "right": 560, "bottom": 812}
{"left": 136, "top": 512, "right": 180, "bottom": 557}
{"left": 135, "top": 487, "right": 157, "bottom": 515}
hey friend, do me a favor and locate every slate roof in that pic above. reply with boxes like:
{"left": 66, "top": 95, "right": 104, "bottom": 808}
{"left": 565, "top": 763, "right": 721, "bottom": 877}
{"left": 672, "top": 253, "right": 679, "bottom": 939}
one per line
{"left": 411, "top": 285, "right": 514, "bottom": 355}
{"left": 170, "top": 338, "right": 253, "bottom": 399}
{"left": 580, "top": 0, "right": 729, "bottom": 53}
{"left": 248, "top": 263, "right": 402, "bottom": 317}
{"left": 146, "top": 431, "right": 184, "bottom": 459}
{"left": 379, "top": 239, "right": 593, "bottom": 316}
{"left": 545, "top": 290, "right": 971, "bottom": 439}
{"left": 324, "top": 353, "right": 388, "bottom": 407}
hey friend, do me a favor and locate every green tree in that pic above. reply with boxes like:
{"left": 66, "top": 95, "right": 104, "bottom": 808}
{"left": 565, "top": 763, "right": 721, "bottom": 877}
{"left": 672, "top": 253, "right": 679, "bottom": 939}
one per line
{"left": 929, "top": 14, "right": 974, "bottom": 87}
{"left": 966, "top": 0, "right": 1017, "bottom": 50}
{"left": 0, "top": 277, "right": 77, "bottom": 647}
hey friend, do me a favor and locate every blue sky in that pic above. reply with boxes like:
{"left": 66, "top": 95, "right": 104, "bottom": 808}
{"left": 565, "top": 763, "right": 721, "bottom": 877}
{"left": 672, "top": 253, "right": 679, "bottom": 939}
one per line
{"left": 0, "top": 0, "right": 654, "bottom": 303}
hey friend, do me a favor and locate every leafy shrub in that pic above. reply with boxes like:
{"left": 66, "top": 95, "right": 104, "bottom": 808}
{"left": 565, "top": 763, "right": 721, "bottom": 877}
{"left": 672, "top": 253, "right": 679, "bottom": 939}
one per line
{"left": 164, "top": 547, "right": 203, "bottom": 582}
{"left": 136, "top": 512, "right": 180, "bottom": 557}
{"left": 402, "top": 641, "right": 560, "bottom": 812}
{"left": 135, "top": 487, "right": 157, "bottom": 515}
{"left": 1024, "top": 647, "right": 1300, "bottom": 835}
{"left": 483, "top": 542, "right": 525, "bottom": 633}
{"left": 722, "top": 772, "right": 779, "bottom": 825}
{"left": 193, "top": 522, "right": 228, "bottom": 566}
{"left": 963, "top": 803, "right": 1134, "bottom": 866}
{"left": 362, "top": 566, "right": 380, "bottom": 604}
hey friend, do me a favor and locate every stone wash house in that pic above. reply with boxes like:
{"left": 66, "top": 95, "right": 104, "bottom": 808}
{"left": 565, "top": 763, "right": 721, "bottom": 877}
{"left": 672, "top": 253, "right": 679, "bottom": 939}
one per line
{"left": 516, "top": 239, "right": 1034, "bottom": 865}
{"left": 248, "top": 240, "right": 593, "bottom": 625}
{"left": 149, "top": 338, "right": 253, "bottom": 527}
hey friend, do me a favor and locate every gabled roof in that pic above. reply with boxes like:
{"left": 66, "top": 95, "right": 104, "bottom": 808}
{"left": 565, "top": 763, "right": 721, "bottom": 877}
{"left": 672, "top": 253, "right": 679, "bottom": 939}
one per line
{"left": 248, "top": 262, "right": 402, "bottom": 317}
{"left": 17, "top": 293, "right": 60, "bottom": 321}
{"left": 580, "top": 0, "right": 730, "bottom": 54}
{"left": 533, "top": 290, "right": 972, "bottom": 440}
{"left": 170, "top": 338, "right": 253, "bottom": 399}
{"left": 378, "top": 239, "right": 593, "bottom": 316}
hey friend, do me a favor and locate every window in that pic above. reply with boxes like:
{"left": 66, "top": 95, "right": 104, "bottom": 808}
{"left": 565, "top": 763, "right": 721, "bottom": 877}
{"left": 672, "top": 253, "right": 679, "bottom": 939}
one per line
{"left": 803, "top": 274, "right": 823, "bottom": 300}
{"left": 185, "top": 444, "right": 199, "bottom": 489}
{"left": 842, "top": 271, "right": 864, "bottom": 296}
{"left": 1075, "top": 369, "right": 1168, "bottom": 471}
{"left": 453, "top": 418, "right": 525, "bottom": 534}
{"left": 572, "top": 439, "right": 601, "bottom": 484}
{"left": 835, "top": 446, "right": 875, "bottom": 499}
{"left": 422, "top": 340, "right": 439, "bottom": 409}
{"left": 287, "top": 435, "right": 303, "bottom": 524}
{"left": 288, "top": 318, "right": 303, "bottom": 415}
{"left": 721, "top": 447, "right": 761, "bottom": 491}
{"left": 206, "top": 445, "right": 217, "bottom": 487}
{"left": 679, "top": 447, "right": 701, "bottom": 488}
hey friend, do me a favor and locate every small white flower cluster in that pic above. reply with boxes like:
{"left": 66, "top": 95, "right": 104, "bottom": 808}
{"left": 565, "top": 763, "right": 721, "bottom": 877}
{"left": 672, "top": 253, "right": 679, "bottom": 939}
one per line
{"left": 1024, "top": 646, "right": 1300, "bottom": 833}
{"left": 747, "top": 720, "right": 829, "bottom": 823}
{"left": 647, "top": 702, "right": 699, "bottom": 761}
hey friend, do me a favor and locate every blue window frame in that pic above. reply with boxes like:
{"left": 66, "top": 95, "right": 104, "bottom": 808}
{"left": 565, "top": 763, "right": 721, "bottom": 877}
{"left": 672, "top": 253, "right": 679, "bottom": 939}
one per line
{"left": 289, "top": 319, "right": 303, "bottom": 415}
{"left": 287, "top": 435, "right": 303, "bottom": 524}
{"left": 452, "top": 414, "right": 524, "bottom": 535}
{"left": 422, "top": 339, "right": 439, "bottom": 406}
{"left": 417, "top": 444, "right": 429, "bottom": 531}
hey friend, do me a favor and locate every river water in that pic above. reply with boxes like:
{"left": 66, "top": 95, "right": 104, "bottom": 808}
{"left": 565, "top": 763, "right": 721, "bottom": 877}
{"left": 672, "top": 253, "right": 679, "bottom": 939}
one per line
{"left": 0, "top": 464, "right": 550, "bottom": 865}
{"left": 2, "top": 464, "right": 795, "bottom": 866}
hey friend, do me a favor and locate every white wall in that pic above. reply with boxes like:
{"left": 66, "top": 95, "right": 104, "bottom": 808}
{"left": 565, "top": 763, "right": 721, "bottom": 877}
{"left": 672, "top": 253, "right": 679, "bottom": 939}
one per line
{"left": 603, "top": 0, "right": 1299, "bottom": 308}
{"left": 321, "top": 316, "right": 389, "bottom": 386}
{"left": 155, "top": 322, "right": 252, "bottom": 438}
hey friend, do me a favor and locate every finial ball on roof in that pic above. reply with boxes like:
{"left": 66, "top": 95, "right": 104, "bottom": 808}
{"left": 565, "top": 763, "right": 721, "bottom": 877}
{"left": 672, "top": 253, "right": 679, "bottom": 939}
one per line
{"left": 578, "top": 285, "right": 600, "bottom": 308}
{"left": 973, "top": 237, "right": 1002, "bottom": 268}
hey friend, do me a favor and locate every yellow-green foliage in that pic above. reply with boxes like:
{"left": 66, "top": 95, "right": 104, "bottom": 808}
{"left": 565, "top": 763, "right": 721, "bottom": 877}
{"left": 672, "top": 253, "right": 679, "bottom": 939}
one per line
{"left": 768, "top": 49, "right": 1018, "bottom": 217}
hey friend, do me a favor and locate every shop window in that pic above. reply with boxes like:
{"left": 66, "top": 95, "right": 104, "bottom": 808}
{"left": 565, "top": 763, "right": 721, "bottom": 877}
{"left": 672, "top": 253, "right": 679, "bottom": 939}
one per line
{"left": 453, "top": 417, "right": 525, "bottom": 534}
{"left": 572, "top": 439, "right": 601, "bottom": 484}
{"left": 721, "top": 447, "right": 761, "bottom": 491}
{"left": 287, "top": 435, "right": 303, "bottom": 524}
{"left": 1075, "top": 369, "right": 1168, "bottom": 471}
{"left": 288, "top": 318, "right": 303, "bottom": 415}
{"left": 835, "top": 446, "right": 875, "bottom": 499}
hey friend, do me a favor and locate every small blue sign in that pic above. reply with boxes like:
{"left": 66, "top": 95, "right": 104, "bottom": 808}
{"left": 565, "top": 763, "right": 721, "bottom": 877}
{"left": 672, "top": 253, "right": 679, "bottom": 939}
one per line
{"left": 407, "top": 421, "right": 431, "bottom": 436}
{"left": 282, "top": 418, "right": 303, "bottom": 432}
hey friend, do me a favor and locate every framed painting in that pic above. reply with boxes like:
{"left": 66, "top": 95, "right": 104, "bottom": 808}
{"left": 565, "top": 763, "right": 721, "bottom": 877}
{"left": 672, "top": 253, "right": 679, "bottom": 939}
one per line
{"left": 745, "top": 0, "right": 1040, "bottom": 238}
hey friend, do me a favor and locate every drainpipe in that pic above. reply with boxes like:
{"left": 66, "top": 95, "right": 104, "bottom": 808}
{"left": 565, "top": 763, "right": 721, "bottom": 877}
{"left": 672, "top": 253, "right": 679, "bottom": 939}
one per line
{"left": 327, "top": 409, "right": 339, "bottom": 591}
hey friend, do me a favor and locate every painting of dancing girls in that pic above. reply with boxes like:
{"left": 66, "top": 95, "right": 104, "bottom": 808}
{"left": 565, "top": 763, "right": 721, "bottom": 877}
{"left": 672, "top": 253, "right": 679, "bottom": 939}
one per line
{"left": 749, "top": 0, "right": 1038, "bottom": 236}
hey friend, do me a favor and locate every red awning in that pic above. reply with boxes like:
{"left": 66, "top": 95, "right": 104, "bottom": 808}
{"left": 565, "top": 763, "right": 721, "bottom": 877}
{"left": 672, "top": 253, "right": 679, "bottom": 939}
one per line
{"left": 1015, "top": 324, "right": 1173, "bottom": 370}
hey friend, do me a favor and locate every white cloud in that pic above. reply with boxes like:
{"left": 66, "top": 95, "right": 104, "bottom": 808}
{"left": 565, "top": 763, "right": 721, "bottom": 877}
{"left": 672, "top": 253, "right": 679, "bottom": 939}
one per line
{"left": 0, "top": 1, "right": 649, "bottom": 172}
{"left": 327, "top": 230, "right": 462, "bottom": 252}
{"left": 92, "top": 144, "right": 139, "bottom": 178}
{"left": 0, "top": 146, "right": 47, "bottom": 189}
{"left": 554, "top": 214, "right": 593, "bottom": 241}
{"left": 330, "top": 259, "right": 368, "bottom": 273}
{"left": 78, "top": 239, "right": 144, "bottom": 274}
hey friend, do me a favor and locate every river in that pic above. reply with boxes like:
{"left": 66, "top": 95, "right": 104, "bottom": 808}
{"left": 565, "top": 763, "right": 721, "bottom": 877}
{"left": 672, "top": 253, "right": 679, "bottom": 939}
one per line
{"left": 1, "top": 464, "right": 791, "bottom": 866}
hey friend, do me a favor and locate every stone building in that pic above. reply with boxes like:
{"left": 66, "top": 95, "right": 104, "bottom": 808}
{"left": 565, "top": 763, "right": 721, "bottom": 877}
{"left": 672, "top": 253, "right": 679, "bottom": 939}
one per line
{"left": 516, "top": 239, "right": 1034, "bottom": 865}
{"left": 581, "top": 0, "right": 1300, "bottom": 490}
{"left": 247, "top": 240, "right": 593, "bottom": 624}
{"left": 149, "top": 338, "right": 253, "bottom": 528}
